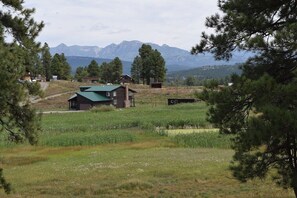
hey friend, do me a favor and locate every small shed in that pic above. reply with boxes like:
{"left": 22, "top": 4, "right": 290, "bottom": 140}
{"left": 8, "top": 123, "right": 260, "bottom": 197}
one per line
{"left": 151, "top": 82, "right": 162, "bottom": 88}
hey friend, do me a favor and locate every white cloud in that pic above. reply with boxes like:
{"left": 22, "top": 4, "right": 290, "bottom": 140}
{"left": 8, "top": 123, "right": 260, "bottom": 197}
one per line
{"left": 24, "top": 0, "right": 219, "bottom": 50}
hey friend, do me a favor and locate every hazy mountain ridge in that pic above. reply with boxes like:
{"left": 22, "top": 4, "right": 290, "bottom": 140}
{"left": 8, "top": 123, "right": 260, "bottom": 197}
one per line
{"left": 65, "top": 56, "right": 132, "bottom": 75}
{"left": 168, "top": 65, "right": 242, "bottom": 80}
{"left": 50, "top": 43, "right": 102, "bottom": 57}
{"left": 50, "top": 40, "right": 252, "bottom": 69}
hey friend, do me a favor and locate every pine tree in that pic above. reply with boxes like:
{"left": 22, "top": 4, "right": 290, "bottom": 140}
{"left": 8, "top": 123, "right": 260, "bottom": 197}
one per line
{"left": 110, "top": 57, "right": 123, "bottom": 83}
{"left": 75, "top": 66, "right": 88, "bottom": 82}
{"left": 131, "top": 56, "right": 142, "bottom": 84}
{"left": 41, "top": 43, "right": 52, "bottom": 81}
{"left": 133, "top": 44, "right": 166, "bottom": 85}
{"left": 87, "top": 60, "right": 100, "bottom": 78}
{"left": 0, "top": 0, "right": 44, "bottom": 193}
{"left": 51, "top": 53, "right": 71, "bottom": 80}
{"left": 192, "top": 0, "right": 297, "bottom": 196}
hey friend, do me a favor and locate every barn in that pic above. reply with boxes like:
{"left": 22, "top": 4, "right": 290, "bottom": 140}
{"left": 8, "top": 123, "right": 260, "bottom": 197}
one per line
{"left": 68, "top": 85, "right": 136, "bottom": 110}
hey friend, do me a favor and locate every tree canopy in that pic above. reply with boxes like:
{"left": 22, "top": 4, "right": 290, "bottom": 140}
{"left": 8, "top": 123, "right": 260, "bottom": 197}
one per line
{"left": 100, "top": 57, "right": 123, "bottom": 84}
{"left": 192, "top": 0, "right": 297, "bottom": 196}
{"left": 51, "top": 53, "right": 71, "bottom": 80}
{"left": 131, "top": 44, "right": 166, "bottom": 85}
{"left": 0, "top": 0, "right": 44, "bottom": 193}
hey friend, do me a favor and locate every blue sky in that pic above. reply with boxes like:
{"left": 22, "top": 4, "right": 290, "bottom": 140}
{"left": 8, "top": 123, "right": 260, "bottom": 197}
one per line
{"left": 24, "top": 0, "right": 219, "bottom": 50}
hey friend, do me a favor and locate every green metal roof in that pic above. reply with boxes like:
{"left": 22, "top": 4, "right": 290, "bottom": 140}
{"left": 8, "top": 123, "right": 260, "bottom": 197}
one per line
{"left": 84, "top": 85, "right": 121, "bottom": 92}
{"left": 76, "top": 92, "right": 111, "bottom": 102}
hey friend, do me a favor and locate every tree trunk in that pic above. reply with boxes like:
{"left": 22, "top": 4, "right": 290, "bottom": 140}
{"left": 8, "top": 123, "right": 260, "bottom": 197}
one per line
{"left": 294, "top": 169, "right": 297, "bottom": 198}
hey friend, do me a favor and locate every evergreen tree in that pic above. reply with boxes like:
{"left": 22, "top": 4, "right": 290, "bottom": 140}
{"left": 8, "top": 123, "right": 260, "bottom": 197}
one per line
{"left": 111, "top": 57, "right": 123, "bottom": 83}
{"left": 99, "top": 62, "right": 109, "bottom": 83}
{"left": 41, "top": 43, "right": 52, "bottom": 81}
{"left": 110, "top": 57, "right": 123, "bottom": 83}
{"left": 192, "top": 0, "right": 297, "bottom": 196}
{"left": 51, "top": 53, "right": 61, "bottom": 77}
{"left": 0, "top": 0, "right": 44, "bottom": 193}
{"left": 51, "top": 53, "right": 71, "bottom": 80}
{"left": 59, "top": 53, "right": 71, "bottom": 80}
{"left": 87, "top": 60, "right": 100, "bottom": 78}
{"left": 75, "top": 66, "right": 88, "bottom": 82}
{"left": 151, "top": 49, "right": 166, "bottom": 83}
{"left": 133, "top": 44, "right": 166, "bottom": 85}
{"left": 131, "top": 56, "right": 142, "bottom": 84}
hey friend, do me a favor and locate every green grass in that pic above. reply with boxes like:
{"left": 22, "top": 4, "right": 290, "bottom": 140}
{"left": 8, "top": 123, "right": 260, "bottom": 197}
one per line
{"left": 40, "top": 130, "right": 136, "bottom": 147}
{"left": 0, "top": 102, "right": 295, "bottom": 197}
{"left": 172, "top": 132, "right": 234, "bottom": 149}
{"left": 41, "top": 103, "right": 209, "bottom": 133}
{"left": 0, "top": 145, "right": 293, "bottom": 197}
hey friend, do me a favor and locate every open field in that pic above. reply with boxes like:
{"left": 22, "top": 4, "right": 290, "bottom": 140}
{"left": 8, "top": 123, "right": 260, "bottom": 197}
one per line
{"left": 0, "top": 81, "right": 294, "bottom": 197}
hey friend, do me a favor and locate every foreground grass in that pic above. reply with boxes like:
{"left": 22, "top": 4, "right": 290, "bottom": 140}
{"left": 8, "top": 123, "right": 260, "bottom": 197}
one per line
{"left": 0, "top": 103, "right": 294, "bottom": 197}
{"left": 0, "top": 143, "right": 293, "bottom": 197}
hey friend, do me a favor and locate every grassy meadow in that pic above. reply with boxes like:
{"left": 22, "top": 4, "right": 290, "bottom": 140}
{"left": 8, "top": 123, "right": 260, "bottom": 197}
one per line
{"left": 0, "top": 82, "right": 294, "bottom": 197}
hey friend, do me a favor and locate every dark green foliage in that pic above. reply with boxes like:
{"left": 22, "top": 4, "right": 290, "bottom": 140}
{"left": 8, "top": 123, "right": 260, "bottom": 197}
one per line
{"left": 0, "top": 168, "right": 11, "bottom": 194}
{"left": 184, "top": 76, "right": 196, "bottom": 86}
{"left": 51, "top": 53, "right": 71, "bottom": 80}
{"left": 192, "top": 0, "right": 297, "bottom": 195}
{"left": 41, "top": 43, "right": 52, "bottom": 81}
{"left": 111, "top": 57, "right": 123, "bottom": 83}
{"left": 131, "top": 56, "right": 142, "bottom": 84}
{"left": 74, "top": 66, "right": 88, "bottom": 82}
{"left": 100, "top": 57, "right": 123, "bottom": 83}
{"left": 87, "top": 60, "right": 100, "bottom": 78}
{"left": 0, "top": 0, "right": 43, "bottom": 193}
{"left": 131, "top": 44, "right": 166, "bottom": 85}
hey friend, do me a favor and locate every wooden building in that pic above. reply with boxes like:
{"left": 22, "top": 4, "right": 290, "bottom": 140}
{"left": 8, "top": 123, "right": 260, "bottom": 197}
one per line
{"left": 120, "top": 74, "right": 134, "bottom": 84}
{"left": 68, "top": 85, "right": 136, "bottom": 110}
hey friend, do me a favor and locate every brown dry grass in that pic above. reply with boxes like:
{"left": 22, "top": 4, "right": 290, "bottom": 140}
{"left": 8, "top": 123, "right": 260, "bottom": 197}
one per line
{"left": 33, "top": 81, "right": 203, "bottom": 111}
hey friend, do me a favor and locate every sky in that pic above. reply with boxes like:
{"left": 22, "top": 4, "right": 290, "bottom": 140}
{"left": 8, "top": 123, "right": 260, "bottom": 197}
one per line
{"left": 24, "top": 0, "right": 220, "bottom": 50}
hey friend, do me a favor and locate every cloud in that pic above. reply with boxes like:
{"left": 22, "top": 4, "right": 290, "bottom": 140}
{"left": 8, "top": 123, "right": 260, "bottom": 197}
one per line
{"left": 24, "top": 0, "right": 219, "bottom": 49}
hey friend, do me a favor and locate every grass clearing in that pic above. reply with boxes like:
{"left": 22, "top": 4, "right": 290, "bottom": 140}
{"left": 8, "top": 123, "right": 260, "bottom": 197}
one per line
{"left": 0, "top": 145, "right": 293, "bottom": 197}
{"left": 0, "top": 82, "right": 294, "bottom": 197}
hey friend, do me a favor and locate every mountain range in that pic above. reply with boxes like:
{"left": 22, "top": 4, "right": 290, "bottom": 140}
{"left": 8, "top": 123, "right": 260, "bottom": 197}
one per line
{"left": 50, "top": 40, "right": 252, "bottom": 73}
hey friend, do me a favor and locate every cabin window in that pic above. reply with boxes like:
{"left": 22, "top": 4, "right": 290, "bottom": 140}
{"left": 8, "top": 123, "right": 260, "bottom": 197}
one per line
{"left": 106, "top": 92, "right": 110, "bottom": 97}
{"left": 113, "top": 99, "right": 117, "bottom": 105}
{"left": 113, "top": 91, "right": 117, "bottom": 97}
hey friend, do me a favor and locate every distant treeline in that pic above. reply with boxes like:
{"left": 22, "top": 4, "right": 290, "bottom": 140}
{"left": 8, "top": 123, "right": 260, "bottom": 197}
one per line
{"left": 166, "top": 64, "right": 242, "bottom": 86}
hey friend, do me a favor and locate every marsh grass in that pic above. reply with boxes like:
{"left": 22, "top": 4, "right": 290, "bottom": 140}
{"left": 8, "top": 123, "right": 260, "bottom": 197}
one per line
{"left": 41, "top": 103, "right": 209, "bottom": 133}
{"left": 172, "top": 132, "right": 234, "bottom": 149}
{"left": 40, "top": 130, "right": 136, "bottom": 147}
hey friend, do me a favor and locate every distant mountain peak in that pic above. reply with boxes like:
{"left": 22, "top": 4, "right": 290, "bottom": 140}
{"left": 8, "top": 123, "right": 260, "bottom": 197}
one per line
{"left": 57, "top": 43, "right": 67, "bottom": 47}
{"left": 50, "top": 40, "right": 252, "bottom": 70}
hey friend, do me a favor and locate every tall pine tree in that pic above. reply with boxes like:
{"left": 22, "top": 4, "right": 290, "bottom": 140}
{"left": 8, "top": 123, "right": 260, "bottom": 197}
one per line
{"left": 192, "top": 0, "right": 297, "bottom": 196}
{"left": 0, "top": 0, "right": 44, "bottom": 193}
{"left": 132, "top": 44, "right": 166, "bottom": 85}
{"left": 41, "top": 43, "right": 52, "bottom": 81}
